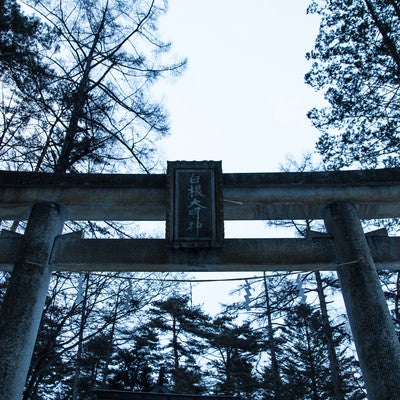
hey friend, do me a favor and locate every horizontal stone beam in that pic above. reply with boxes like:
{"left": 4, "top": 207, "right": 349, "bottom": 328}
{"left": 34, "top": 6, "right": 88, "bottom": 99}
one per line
{"left": 0, "top": 168, "right": 400, "bottom": 220}
{"left": 0, "top": 235, "right": 398, "bottom": 272}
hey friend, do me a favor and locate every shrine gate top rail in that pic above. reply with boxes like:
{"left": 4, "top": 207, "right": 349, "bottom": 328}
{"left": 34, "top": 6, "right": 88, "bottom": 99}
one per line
{"left": 0, "top": 167, "right": 400, "bottom": 221}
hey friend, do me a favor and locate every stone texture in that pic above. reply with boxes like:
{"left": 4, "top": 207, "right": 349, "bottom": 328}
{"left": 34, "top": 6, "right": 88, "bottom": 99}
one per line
{"left": 0, "top": 168, "right": 400, "bottom": 220}
{"left": 324, "top": 201, "right": 400, "bottom": 400}
{"left": 0, "top": 202, "right": 65, "bottom": 400}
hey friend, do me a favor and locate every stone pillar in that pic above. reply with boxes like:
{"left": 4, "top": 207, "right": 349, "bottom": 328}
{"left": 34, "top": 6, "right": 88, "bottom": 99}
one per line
{"left": 0, "top": 202, "right": 65, "bottom": 400}
{"left": 323, "top": 201, "right": 400, "bottom": 400}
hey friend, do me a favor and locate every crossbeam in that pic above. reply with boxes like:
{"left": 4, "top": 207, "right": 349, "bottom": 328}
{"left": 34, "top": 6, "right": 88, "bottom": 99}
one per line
{"left": 1, "top": 168, "right": 400, "bottom": 220}
{"left": 0, "top": 235, "right": 398, "bottom": 272}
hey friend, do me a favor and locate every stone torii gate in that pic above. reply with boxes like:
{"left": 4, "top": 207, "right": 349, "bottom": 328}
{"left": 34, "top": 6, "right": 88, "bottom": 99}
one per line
{"left": 1, "top": 163, "right": 400, "bottom": 399}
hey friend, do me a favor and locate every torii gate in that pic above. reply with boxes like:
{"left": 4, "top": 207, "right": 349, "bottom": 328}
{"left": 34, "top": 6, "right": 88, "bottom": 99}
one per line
{"left": 0, "top": 162, "right": 400, "bottom": 399}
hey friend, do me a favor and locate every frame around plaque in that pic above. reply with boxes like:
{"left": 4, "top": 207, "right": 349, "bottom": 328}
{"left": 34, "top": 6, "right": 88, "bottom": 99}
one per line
{"left": 166, "top": 161, "right": 224, "bottom": 248}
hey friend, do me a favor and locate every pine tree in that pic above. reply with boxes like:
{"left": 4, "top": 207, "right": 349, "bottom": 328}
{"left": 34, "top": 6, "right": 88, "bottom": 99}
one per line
{"left": 108, "top": 323, "right": 162, "bottom": 391}
{"left": 21, "top": 272, "right": 182, "bottom": 398}
{"left": 0, "top": 0, "right": 54, "bottom": 167}
{"left": 306, "top": 0, "right": 400, "bottom": 169}
{"left": 229, "top": 273, "right": 300, "bottom": 400}
{"left": 203, "top": 312, "right": 263, "bottom": 399}
{"left": 280, "top": 303, "right": 335, "bottom": 399}
{"left": 0, "top": 0, "right": 52, "bottom": 80}
{"left": 278, "top": 302, "right": 365, "bottom": 400}
{"left": 149, "top": 295, "right": 209, "bottom": 394}
{"left": 1, "top": 0, "right": 186, "bottom": 173}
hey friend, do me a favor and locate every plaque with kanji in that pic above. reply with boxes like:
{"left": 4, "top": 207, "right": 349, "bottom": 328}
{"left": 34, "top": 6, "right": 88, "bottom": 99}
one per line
{"left": 166, "top": 161, "right": 224, "bottom": 248}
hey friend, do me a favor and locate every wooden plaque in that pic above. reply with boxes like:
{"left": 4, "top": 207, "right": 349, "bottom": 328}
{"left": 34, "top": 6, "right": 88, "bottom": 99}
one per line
{"left": 166, "top": 161, "right": 224, "bottom": 248}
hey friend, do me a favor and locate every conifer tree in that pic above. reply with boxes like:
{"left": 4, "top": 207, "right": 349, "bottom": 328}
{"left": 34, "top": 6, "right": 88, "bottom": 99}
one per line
{"left": 1, "top": 0, "right": 186, "bottom": 173}
{"left": 108, "top": 323, "right": 162, "bottom": 391}
{"left": 149, "top": 295, "right": 209, "bottom": 394}
{"left": 279, "top": 303, "right": 365, "bottom": 400}
{"left": 306, "top": 0, "right": 400, "bottom": 169}
{"left": 204, "top": 313, "right": 262, "bottom": 399}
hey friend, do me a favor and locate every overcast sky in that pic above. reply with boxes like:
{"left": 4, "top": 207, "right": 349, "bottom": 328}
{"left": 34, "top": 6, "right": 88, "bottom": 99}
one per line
{"left": 154, "top": 1, "right": 324, "bottom": 311}
{"left": 158, "top": 0, "right": 324, "bottom": 173}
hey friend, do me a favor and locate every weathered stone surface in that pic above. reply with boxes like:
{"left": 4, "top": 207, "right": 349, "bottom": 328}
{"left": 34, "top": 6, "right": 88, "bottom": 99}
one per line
{"left": 0, "top": 168, "right": 399, "bottom": 220}
{"left": 0, "top": 235, "right": 397, "bottom": 272}
{"left": 324, "top": 202, "right": 400, "bottom": 400}
{"left": 0, "top": 202, "right": 65, "bottom": 400}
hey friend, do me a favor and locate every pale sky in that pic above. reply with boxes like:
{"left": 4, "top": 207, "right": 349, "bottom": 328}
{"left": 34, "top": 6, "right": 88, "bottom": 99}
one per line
{"left": 158, "top": 0, "right": 324, "bottom": 173}
{"left": 154, "top": 1, "right": 325, "bottom": 312}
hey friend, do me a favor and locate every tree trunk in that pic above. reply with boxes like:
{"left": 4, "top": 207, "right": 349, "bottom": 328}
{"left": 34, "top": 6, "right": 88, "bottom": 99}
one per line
{"left": 364, "top": 0, "right": 400, "bottom": 72}
{"left": 263, "top": 272, "right": 282, "bottom": 400}
{"left": 72, "top": 273, "right": 90, "bottom": 400}
{"left": 102, "top": 295, "right": 119, "bottom": 386}
{"left": 304, "top": 321, "right": 319, "bottom": 400}
{"left": 54, "top": 4, "right": 108, "bottom": 174}
{"left": 315, "top": 271, "right": 345, "bottom": 400}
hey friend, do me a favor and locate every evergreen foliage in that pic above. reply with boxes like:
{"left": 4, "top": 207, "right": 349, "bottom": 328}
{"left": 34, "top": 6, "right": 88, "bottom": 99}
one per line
{"left": 0, "top": 0, "right": 186, "bottom": 173}
{"left": 306, "top": 0, "right": 400, "bottom": 169}
{"left": 8, "top": 269, "right": 368, "bottom": 399}
{"left": 202, "top": 313, "right": 263, "bottom": 399}
{"left": 279, "top": 303, "right": 364, "bottom": 400}
{"left": 0, "top": 0, "right": 52, "bottom": 78}
{"left": 149, "top": 295, "right": 209, "bottom": 394}
{"left": 108, "top": 324, "right": 162, "bottom": 391}
{"left": 230, "top": 270, "right": 366, "bottom": 400}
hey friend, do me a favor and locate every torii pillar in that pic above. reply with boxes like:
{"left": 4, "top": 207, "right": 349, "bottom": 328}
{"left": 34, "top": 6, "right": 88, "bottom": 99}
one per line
{"left": 0, "top": 202, "right": 65, "bottom": 400}
{"left": 324, "top": 201, "right": 400, "bottom": 400}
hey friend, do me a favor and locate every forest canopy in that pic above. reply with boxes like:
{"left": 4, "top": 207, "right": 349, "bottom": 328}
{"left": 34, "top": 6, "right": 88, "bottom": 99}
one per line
{"left": 0, "top": 0, "right": 186, "bottom": 174}
{"left": 306, "top": 0, "right": 400, "bottom": 169}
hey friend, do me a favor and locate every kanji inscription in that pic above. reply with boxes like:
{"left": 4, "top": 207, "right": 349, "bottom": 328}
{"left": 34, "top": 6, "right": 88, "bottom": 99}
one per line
{"left": 167, "top": 161, "right": 224, "bottom": 248}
